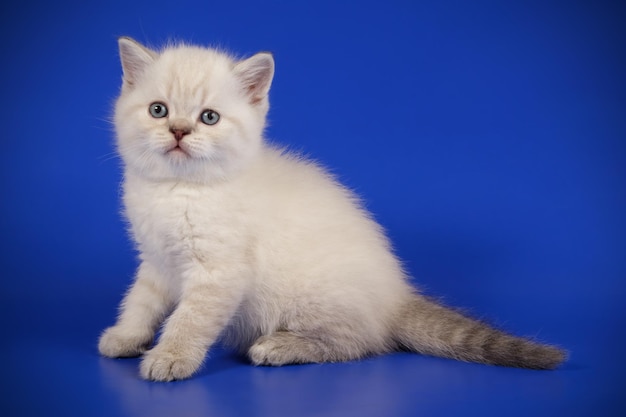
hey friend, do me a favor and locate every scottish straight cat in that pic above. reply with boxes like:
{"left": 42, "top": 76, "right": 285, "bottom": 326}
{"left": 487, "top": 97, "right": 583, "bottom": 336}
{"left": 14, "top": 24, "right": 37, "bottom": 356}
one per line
{"left": 98, "top": 37, "right": 566, "bottom": 381}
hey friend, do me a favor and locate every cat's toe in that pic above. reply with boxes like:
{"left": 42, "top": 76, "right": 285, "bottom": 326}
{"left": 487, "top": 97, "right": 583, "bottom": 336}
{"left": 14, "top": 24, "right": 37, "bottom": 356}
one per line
{"left": 248, "top": 341, "right": 268, "bottom": 366}
{"left": 248, "top": 335, "right": 290, "bottom": 366}
{"left": 98, "top": 327, "right": 150, "bottom": 358}
{"left": 140, "top": 347, "right": 202, "bottom": 381}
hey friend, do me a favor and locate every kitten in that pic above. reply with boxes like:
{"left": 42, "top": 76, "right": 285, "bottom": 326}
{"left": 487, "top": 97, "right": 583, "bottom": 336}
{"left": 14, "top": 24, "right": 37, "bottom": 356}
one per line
{"left": 98, "top": 37, "right": 566, "bottom": 381}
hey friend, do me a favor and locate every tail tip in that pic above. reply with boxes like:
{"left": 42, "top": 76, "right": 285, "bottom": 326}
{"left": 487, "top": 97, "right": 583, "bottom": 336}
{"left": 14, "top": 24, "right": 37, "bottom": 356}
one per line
{"left": 528, "top": 344, "right": 568, "bottom": 370}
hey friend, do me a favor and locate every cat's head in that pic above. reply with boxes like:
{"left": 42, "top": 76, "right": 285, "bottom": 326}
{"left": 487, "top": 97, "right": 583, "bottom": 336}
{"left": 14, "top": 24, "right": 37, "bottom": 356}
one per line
{"left": 114, "top": 37, "right": 274, "bottom": 183}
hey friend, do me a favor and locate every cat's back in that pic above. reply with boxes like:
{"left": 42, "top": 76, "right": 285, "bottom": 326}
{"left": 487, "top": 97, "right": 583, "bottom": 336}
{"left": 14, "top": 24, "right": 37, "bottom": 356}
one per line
{"left": 239, "top": 146, "right": 387, "bottom": 254}
{"left": 242, "top": 146, "right": 364, "bottom": 218}
{"left": 241, "top": 146, "right": 404, "bottom": 283}
{"left": 234, "top": 146, "right": 410, "bottom": 341}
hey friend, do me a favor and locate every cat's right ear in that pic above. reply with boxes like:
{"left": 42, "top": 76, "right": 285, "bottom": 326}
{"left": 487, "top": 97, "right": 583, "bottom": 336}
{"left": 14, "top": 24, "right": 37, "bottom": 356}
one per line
{"left": 118, "top": 37, "right": 157, "bottom": 88}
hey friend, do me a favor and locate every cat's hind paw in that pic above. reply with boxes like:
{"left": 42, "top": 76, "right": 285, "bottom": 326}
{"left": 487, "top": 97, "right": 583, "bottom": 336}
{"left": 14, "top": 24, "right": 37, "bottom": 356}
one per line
{"left": 98, "top": 326, "right": 151, "bottom": 358}
{"left": 248, "top": 332, "right": 318, "bottom": 366}
{"left": 140, "top": 345, "right": 203, "bottom": 382}
{"left": 248, "top": 335, "right": 288, "bottom": 366}
{"left": 249, "top": 331, "right": 361, "bottom": 366}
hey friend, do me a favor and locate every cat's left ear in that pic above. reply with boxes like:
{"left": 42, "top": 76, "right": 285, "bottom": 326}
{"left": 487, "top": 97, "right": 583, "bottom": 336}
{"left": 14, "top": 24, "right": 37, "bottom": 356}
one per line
{"left": 233, "top": 53, "right": 275, "bottom": 105}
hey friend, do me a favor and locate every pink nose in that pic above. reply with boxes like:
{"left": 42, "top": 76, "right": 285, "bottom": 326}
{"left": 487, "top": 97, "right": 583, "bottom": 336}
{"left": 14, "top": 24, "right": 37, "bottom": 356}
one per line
{"left": 169, "top": 127, "right": 190, "bottom": 141}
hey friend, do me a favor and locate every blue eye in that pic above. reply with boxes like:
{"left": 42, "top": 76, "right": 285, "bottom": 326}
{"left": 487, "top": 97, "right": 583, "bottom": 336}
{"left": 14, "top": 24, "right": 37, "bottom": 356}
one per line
{"left": 149, "top": 102, "right": 168, "bottom": 118}
{"left": 200, "top": 109, "right": 220, "bottom": 125}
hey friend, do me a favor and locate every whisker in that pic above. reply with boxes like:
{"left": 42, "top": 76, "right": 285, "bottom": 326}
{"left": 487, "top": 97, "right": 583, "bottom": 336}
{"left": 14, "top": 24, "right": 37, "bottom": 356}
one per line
{"left": 97, "top": 152, "right": 121, "bottom": 165}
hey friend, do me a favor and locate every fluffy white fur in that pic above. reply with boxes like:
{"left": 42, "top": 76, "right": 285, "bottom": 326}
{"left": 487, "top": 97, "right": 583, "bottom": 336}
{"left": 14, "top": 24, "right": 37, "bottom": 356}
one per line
{"left": 99, "top": 38, "right": 565, "bottom": 381}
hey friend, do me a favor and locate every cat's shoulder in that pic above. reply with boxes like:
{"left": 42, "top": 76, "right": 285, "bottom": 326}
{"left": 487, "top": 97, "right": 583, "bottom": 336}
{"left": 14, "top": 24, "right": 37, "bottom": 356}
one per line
{"left": 240, "top": 144, "right": 348, "bottom": 200}
{"left": 254, "top": 145, "right": 333, "bottom": 180}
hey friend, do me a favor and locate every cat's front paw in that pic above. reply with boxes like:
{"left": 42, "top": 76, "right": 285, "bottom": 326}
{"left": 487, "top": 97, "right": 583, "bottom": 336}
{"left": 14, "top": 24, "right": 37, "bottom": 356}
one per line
{"left": 98, "top": 326, "right": 152, "bottom": 358}
{"left": 140, "top": 345, "right": 204, "bottom": 382}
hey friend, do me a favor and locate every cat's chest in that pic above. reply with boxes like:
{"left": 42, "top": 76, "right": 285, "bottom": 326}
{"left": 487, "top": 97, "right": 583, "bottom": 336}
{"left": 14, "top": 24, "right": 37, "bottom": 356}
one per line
{"left": 123, "top": 180, "right": 244, "bottom": 266}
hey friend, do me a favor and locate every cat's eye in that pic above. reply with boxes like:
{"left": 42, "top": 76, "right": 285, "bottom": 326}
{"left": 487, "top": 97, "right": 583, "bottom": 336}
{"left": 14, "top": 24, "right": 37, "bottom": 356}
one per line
{"left": 200, "top": 109, "right": 220, "bottom": 125}
{"left": 149, "top": 102, "right": 168, "bottom": 118}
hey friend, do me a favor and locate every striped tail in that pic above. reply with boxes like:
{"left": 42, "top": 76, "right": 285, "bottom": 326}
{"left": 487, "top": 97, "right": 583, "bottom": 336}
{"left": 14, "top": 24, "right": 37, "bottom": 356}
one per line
{"left": 393, "top": 294, "right": 566, "bottom": 369}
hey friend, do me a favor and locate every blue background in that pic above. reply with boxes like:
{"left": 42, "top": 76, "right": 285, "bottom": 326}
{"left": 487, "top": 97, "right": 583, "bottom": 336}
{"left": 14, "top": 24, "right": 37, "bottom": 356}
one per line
{"left": 1, "top": 0, "right": 624, "bottom": 416}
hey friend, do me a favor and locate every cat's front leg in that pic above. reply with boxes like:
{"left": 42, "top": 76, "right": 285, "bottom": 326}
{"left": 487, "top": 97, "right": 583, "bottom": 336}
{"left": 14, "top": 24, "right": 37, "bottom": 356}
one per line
{"left": 140, "top": 264, "right": 247, "bottom": 381}
{"left": 99, "top": 261, "right": 173, "bottom": 358}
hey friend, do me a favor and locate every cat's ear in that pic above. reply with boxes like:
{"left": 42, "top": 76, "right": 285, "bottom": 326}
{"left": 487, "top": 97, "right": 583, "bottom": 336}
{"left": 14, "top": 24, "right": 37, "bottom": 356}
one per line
{"left": 118, "top": 37, "right": 157, "bottom": 88}
{"left": 233, "top": 53, "right": 275, "bottom": 105}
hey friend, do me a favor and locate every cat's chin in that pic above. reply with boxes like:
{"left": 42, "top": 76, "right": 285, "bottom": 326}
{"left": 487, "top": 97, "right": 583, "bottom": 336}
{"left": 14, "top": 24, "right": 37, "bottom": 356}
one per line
{"left": 147, "top": 152, "right": 234, "bottom": 184}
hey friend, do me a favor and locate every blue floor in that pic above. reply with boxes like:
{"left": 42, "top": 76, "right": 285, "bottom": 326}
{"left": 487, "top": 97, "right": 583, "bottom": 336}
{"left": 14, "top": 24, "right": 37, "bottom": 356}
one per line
{"left": 2, "top": 1, "right": 625, "bottom": 416}
{"left": 2, "top": 284, "right": 624, "bottom": 416}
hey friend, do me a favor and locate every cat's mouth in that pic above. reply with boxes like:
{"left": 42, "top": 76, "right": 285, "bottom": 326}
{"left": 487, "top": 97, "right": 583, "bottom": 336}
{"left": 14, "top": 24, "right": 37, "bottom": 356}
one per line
{"left": 166, "top": 144, "right": 191, "bottom": 158}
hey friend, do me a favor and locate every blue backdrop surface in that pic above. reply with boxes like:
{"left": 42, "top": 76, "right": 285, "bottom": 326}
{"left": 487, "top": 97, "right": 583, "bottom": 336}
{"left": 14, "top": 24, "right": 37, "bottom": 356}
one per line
{"left": 1, "top": 1, "right": 624, "bottom": 416}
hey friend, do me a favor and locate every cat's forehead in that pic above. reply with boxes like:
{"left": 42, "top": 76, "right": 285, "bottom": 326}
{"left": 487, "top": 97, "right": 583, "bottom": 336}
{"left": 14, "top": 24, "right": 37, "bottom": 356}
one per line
{"left": 146, "top": 46, "right": 238, "bottom": 103}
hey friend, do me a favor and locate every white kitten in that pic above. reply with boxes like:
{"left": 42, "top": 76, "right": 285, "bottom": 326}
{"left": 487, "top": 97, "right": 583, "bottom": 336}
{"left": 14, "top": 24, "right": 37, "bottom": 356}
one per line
{"left": 98, "top": 37, "right": 565, "bottom": 381}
